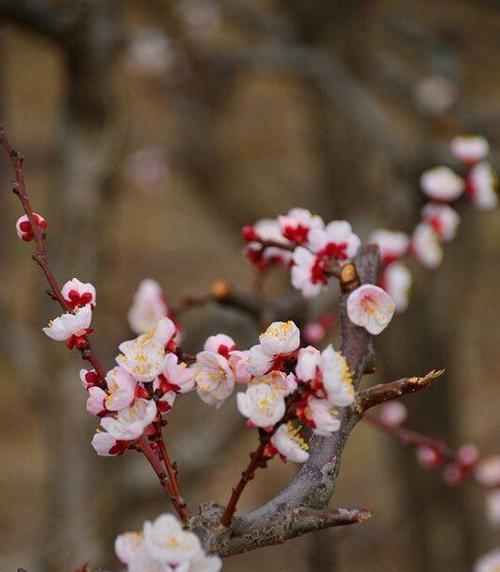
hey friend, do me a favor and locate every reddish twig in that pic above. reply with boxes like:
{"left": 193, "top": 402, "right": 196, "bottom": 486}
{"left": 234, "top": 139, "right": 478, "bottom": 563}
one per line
{"left": 0, "top": 128, "right": 107, "bottom": 380}
{"left": 363, "top": 412, "right": 454, "bottom": 461}
{"left": 222, "top": 391, "right": 304, "bottom": 526}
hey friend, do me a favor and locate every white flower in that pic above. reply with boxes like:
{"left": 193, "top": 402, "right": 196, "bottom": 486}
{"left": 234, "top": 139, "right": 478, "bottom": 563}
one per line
{"left": 128, "top": 547, "right": 173, "bottom": 572}
{"left": 248, "top": 344, "right": 274, "bottom": 376}
{"left": 368, "top": 229, "right": 409, "bottom": 266}
{"left": 143, "top": 514, "right": 203, "bottom": 564}
{"left": 128, "top": 279, "right": 169, "bottom": 335}
{"left": 61, "top": 277, "right": 96, "bottom": 308}
{"left": 414, "top": 75, "right": 457, "bottom": 115}
{"left": 194, "top": 351, "right": 235, "bottom": 408}
{"left": 295, "top": 346, "right": 320, "bottom": 382}
{"left": 420, "top": 166, "right": 464, "bottom": 201}
{"left": 382, "top": 262, "right": 412, "bottom": 312}
{"left": 105, "top": 367, "right": 138, "bottom": 411}
{"left": 451, "top": 135, "right": 489, "bottom": 164}
{"left": 259, "top": 321, "right": 300, "bottom": 356}
{"left": 474, "top": 549, "right": 500, "bottom": 572}
{"left": 421, "top": 203, "right": 460, "bottom": 241}
{"left": 117, "top": 318, "right": 175, "bottom": 383}
{"left": 309, "top": 220, "right": 361, "bottom": 261}
{"left": 100, "top": 399, "right": 157, "bottom": 440}
{"left": 190, "top": 555, "right": 223, "bottom": 572}
{"left": 347, "top": 284, "right": 395, "bottom": 335}
{"left": 253, "top": 218, "right": 289, "bottom": 244}
{"left": 115, "top": 531, "right": 144, "bottom": 565}
{"left": 91, "top": 431, "right": 121, "bottom": 456}
{"left": 43, "top": 304, "right": 92, "bottom": 342}
{"left": 291, "top": 247, "right": 328, "bottom": 298}
{"left": 469, "top": 162, "right": 498, "bottom": 210}
{"left": 486, "top": 490, "right": 500, "bottom": 526}
{"left": 86, "top": 386, "right": 107, "bottom": 416}
{"left": 203, "top": 334, "right": 236, "bottom": 356}
{"left": 474, "top": 456, "right": 500, "bottom": 488}
{"left": 319, "top": 345, "right": 355, "bottom": 406}
{"left": 278, "top": 208, "right": 324, "bottom": 244}
{"left": 237, "top": 383, "right": 286, "bottom": 427}
{"left": 411, "top": 222, "right": 443, "bottom": 269}
{"left": 271, "top": 423, "right": 309, "bottom": 463}
{"left": 254, "top": 371, "right": 297, "bottom": 397}
{"left": 304, "top": 396, "right": 341, "bottom": 436}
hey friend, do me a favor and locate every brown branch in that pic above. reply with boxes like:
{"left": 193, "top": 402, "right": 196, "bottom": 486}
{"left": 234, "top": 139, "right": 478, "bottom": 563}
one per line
{"left": 191, "top": 246, "right": 380, "bottom": 556}
{"left": 192, "top": 504, "right": 373, "bottom": 557}
{"left": 354, "top": 369, "right": 445, "bottom": 415}
{"left": 0, "top": 0, "right": 75, "bottom": 46}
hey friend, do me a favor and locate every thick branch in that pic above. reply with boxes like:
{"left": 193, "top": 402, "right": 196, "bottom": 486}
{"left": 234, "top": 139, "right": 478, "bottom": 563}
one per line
{"left": 354, "top": 369, "right": 445, "bottom": 415}
{"left": 192, "top": 503, "right": 372, "bottom": 557}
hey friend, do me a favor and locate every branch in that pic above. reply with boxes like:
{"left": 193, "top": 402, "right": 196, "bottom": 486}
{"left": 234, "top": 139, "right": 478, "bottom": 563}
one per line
{"left": 192, "top": 245, "right": 380, "bottom": 556}
{"left": 192, "top": 503, "right": 373, "bottom": 557}
{"left": 354, "top": 369, "right": 445, "bottom": 415}
{"left": 0, "top": 0, "right": 75, "bottom": 46}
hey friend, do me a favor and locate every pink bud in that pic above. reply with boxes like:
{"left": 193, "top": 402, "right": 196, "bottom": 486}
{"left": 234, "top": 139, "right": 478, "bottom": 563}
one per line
{"left": 442, "top": 463, "right": 464, "bottom": 486}
{"left": 16, "top": 213, "right": 47, "bottom": 241}
{"left": 303, "top": 322, "right": 325, "bottom": 344}
{"left": 416, "top": 445, "right": 443, "bottom": 469}
{"left": 378, "top": 402, "right": 408, "bottom": 427}
{"left": 456, "top": 443, "right": 479, "bottom": 468}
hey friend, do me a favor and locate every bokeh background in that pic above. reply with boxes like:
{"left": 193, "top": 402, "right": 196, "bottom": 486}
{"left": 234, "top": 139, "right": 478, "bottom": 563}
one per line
{"left": 0, "top": 1, "right": 499, "bottom": 571}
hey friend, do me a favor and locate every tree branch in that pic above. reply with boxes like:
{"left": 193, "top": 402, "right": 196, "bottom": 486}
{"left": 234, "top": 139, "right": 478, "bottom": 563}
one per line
{"left": 354, "top": 369, "right": 445, "bottom": 415}
{"left": 0, "top": 0, "right": 75, "bottom": 46}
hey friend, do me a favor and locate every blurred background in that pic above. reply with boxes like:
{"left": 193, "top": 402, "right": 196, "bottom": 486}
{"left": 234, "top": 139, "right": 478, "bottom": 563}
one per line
{"left": 0, "top": 1, "right": 499, "bottom": 571}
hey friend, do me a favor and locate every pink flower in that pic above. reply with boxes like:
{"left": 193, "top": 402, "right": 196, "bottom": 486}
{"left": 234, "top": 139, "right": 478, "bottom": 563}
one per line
{"left": 203, "top": 334, "right": 236, "bottom": 357}
{"left": 105, "top": 367, "right": 138, "bottom": 411}
{"left": 128, "top": 279, "right": 168, "bottom": 335}
{"left": 15, "top": 213, "right": 47, "bottom": 241}
{"left": 420, "top": 166, "right": 464, "bottom": 202}
{"left": 155, "top": 353, "right": 194, "bottom": 395}
{"left": 468, "top": 162, "right": 498, "bottom": 211}
{"left": 228, "top": 350, "right": 251, "bottom": 385}
{"left": 291, "top": 247, "right": 328, "bottom": 298}
{"left": 61, "top": 277, "right": 96, "bottom": 309}
{"left": 271, "top": 423, "right": 309, "bottom": 463}
{"left": 381, "top": 262, "right": 412, "bottom": 312}
{"left": 347, "top": 284, "right": 395, "bottom": 335}
{"left": 91, "top": 431, "right": 125, "bottom": 457}
{"left": 278, "top": 208, "right": 324, "bottom": 245}
{"left": 194, "top": 351, "right": 235, "bottom": 408}
{"left": 421, "top": 203, "right": 460, "bottom": 241}
{"left": 416, "top": 445, "right": 443, "bottom": 469}
{"left": 451, "top": 135, "right": 489, "bottom": 165}
{"left": 377, "top": 401, "right": 407, "bottom": 427}
{"left": 411, "top": 222, "right": 443, "bottom": 269}
{"left": 86, "top": 386, "right": 107, "bottom": 416}
{"left": 368, "top": 229, "right": 409, "bottom": 267}
{"left": 309, "top": 221, "right": 361, "bottom": 261}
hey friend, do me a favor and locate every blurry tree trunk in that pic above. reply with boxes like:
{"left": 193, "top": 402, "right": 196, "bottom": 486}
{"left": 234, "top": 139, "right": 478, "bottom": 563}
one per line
{"left": 39, "top": 3, "right": 122, "bottom": 570}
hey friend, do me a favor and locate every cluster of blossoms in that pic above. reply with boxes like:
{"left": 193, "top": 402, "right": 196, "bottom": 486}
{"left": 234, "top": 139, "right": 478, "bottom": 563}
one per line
{"left": 242, "top": 136, "right": 497, "bottom": 313}
{"left": 116, "top": 513, "right": 221, "bottom": 572}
